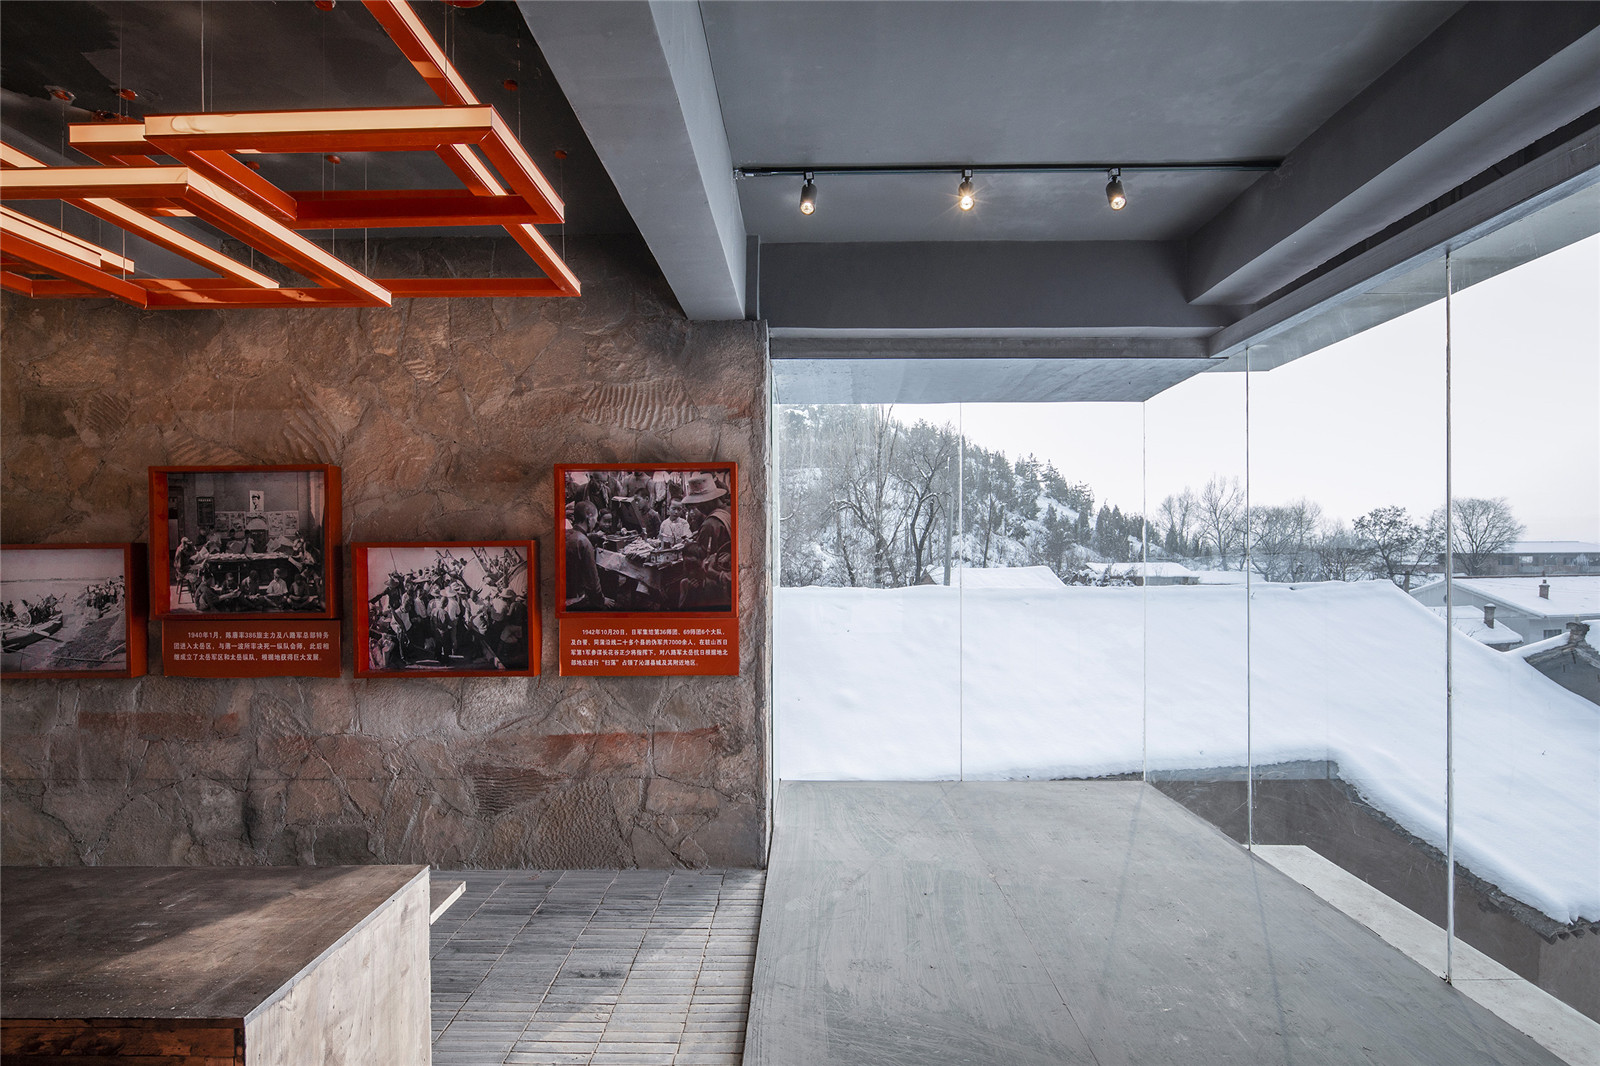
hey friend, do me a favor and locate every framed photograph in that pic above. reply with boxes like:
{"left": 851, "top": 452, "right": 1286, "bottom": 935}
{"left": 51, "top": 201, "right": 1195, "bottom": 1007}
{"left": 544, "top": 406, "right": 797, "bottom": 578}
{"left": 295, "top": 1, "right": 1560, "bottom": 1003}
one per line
{"left": 0, "top": 544, "right": 148, "bottom": 678}
{"left": 354, "top": 542, "right": 539, "bottom": 677}
{"left": 149, "top": 465, "right": 340, "bottom": 620}
{"left": 555, "top": 464, "right": 737, "bottom": 615}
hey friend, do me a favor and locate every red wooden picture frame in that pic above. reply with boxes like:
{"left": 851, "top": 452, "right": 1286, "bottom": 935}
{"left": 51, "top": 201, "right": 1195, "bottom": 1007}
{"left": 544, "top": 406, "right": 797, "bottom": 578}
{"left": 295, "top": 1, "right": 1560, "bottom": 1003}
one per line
{"left": 354, "top": 541, "right": 539, "bottom": 678}
{"left": 554, "top": 463, "right": 738, "bottom": 617}
{"left": 149, "top": 465, "right": 340, "bottom": 620}
{"left": 0, "top": 543, "right": 148, "bottom": 679}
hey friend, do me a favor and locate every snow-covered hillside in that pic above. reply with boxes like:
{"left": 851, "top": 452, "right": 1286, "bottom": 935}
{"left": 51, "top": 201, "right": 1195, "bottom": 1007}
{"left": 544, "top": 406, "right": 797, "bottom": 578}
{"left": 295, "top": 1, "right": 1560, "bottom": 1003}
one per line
{"left": 776, "top": 578, "right": 1600, "bottom": 923}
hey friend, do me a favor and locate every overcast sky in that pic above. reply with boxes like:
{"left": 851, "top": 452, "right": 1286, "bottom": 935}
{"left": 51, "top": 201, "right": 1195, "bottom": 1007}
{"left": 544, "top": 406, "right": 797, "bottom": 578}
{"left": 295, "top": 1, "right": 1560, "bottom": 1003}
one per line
{"left": 893, "top": 233, "right": 1598, "bottom": 542}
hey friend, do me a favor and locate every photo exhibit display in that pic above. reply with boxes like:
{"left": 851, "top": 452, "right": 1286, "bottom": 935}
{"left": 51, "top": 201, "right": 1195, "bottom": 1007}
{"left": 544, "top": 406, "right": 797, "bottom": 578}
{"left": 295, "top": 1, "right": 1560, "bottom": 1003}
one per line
{"left": 149, "top": 465, "right": 340, "bottom": 620}
{"left": 558, "top": 465, "right": 737, "bottom": 614}
{"left": 0, "top": 544, "right": 147, "bottom": 678}
{"left": 355, "top": 542, "right": 539, "bottom": 677}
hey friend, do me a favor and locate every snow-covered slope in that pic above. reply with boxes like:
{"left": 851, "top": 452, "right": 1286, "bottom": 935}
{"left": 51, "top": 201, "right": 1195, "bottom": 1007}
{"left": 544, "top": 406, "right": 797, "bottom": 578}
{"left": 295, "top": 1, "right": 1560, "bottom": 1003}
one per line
{"left": 776, "top": 579, "right": 1599, "bottom": 923}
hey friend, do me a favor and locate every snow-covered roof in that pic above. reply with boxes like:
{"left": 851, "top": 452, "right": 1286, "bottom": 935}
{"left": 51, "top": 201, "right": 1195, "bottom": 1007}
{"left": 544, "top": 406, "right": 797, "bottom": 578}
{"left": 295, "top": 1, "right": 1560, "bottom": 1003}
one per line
{"left": 1512, "top": 632, "right": 1575, "bottom": 659}
{"left": 777, "top": 579, "right": 1600, "bottom": 923}
{"left": 1429, "top": 606, "right": 1524, "bottom": 647}
{"left": 1141, "top": 561, "right": 1200, "bottom": 578}
{"left": 957, "top": 566, "right": 1066, "bottom": 589}
{"left": 1451, "top": 576, "right": 1600, "bottom": 618}
{"left": 1192, "top": 568, "right": 1248, "bottom": 585}
{"left": 1505, "top": 540, "right": 1600, "bottom": 555}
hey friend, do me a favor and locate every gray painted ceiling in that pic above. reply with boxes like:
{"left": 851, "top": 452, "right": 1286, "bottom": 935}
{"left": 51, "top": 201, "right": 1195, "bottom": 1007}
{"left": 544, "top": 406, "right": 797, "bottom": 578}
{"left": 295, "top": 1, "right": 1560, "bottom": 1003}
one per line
{"left": 702, "top": 0, "right": 1462, "bottom": 243}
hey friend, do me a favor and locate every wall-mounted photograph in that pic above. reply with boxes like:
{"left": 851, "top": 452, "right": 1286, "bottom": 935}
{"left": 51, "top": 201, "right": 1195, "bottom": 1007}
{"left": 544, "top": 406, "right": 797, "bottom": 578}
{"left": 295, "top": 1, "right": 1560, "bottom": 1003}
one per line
{"left": 355, "top": 542, "right": 538, "bottom": 677}
{"left": 149, "top": 465, "right": 340, "bottom": 619}
{"left": 556, "top": 464, "right": 737, "bottom": 614}
{"left": 0, "top": 544, "right": 147, "bottom": 678}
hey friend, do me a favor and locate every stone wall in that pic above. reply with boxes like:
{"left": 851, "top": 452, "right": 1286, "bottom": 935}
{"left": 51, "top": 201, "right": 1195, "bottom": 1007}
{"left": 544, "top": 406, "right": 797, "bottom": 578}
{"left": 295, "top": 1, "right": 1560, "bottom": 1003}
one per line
{"left": 0, "top": 236, "right": 769, "bottom": 868}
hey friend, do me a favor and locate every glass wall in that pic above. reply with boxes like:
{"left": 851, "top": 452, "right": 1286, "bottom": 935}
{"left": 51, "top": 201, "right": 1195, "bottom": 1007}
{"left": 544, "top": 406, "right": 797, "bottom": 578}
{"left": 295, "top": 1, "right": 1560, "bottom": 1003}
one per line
{"left": 772, "top": 188, "right": 1600, "bottom": 1020}
{"left": 1143, "top": 367, "right": 1250, "bottom": 836}
{"left": 1448, "top": 220, "right": 1600, "bottom": 1013}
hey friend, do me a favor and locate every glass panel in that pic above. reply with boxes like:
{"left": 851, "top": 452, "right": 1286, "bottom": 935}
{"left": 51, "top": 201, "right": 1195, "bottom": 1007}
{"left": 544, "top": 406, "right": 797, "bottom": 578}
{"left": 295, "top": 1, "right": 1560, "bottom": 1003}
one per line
{"left": 953, "top": 402, "right": 1147, "bottom": 780}
{"left": 1448, "top": 221, "right": 1600, "bottom": 1019}
{"left": 1246, "top": 283, "right": 1451, "bottom": 929}
{"left": 1143, "top": 368, "right": 1250, "bottom": 834}
{"left": 774, "top": 403, "right": 962, "bottom": 779}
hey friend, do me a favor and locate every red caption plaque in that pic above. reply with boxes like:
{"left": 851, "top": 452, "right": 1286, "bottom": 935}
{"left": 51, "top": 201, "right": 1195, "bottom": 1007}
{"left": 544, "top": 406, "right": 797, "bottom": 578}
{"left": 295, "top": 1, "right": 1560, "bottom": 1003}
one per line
{"left": 558, "top": 617, "right": 738, "bottom": 677}
{"left": 162, "top": 620, "right": 340, "bottom": 678}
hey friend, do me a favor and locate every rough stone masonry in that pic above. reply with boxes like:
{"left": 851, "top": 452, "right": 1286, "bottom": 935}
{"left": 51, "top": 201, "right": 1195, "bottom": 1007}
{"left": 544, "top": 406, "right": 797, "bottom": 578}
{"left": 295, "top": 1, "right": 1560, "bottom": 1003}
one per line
{"left": 0, "top": 236, "right": 769, "bottom": 869}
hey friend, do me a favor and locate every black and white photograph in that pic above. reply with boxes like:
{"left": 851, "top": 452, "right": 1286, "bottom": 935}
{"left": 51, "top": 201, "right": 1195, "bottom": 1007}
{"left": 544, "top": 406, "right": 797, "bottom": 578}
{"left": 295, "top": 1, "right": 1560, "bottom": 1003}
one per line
{"left": 357, "top": 543, "right": 535, "bottom": 676}
{"left": 0, "top": 546, "right": 137, "bottom": 675}
{"left": 157, "top": 467, "right": 332, "bottom": 616}
{"left": 559, "top": 465, "right": 737, "bottom": 613}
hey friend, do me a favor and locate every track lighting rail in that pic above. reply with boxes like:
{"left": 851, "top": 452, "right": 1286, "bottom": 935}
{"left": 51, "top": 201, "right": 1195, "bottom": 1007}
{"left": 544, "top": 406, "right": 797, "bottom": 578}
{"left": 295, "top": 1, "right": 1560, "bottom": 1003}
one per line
{"left": 737, "top": 159, "right": 1281, "bottom": 178}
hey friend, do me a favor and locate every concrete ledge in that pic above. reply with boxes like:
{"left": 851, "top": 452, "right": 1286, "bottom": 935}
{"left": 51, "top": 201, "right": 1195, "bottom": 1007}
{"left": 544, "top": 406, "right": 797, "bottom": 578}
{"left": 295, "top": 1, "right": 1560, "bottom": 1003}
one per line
{"left": 1254, "top": 844, "right": 1600, "bottom": 1066}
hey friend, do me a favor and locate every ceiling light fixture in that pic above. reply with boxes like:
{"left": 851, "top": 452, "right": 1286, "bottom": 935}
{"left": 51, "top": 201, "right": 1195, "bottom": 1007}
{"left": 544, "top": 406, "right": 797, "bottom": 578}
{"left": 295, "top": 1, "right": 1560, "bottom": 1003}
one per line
{"left": 1106, "top": 167, "right": 1127, "bottom": 211}
{"left": 799, "top": 171, "right": 816, "bottom": 216}
{"left": 0, "top": 0, "right": 580, "bottom": 308}
{"left": 957, "top": 169, "right": 975, "bottom": 211}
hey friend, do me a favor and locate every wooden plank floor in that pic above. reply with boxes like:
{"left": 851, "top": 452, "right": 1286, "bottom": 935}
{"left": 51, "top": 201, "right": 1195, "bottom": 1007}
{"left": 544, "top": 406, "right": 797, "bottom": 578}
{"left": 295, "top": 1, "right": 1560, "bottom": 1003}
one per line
{"left": 746, "top": 782, "right": 1568, "bottom": 1066}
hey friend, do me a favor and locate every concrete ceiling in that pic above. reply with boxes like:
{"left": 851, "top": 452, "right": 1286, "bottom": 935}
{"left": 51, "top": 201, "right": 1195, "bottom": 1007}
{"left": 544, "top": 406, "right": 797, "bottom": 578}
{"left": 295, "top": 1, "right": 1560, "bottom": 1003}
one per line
{"left": 522, "top": 0, "right": 1600, "bottom": 401}
{"left": 704, "top": 1, "right": 1457, "bottom": 244}
{"left": 3, "top": 2, "right": 1597, "bottom": 401}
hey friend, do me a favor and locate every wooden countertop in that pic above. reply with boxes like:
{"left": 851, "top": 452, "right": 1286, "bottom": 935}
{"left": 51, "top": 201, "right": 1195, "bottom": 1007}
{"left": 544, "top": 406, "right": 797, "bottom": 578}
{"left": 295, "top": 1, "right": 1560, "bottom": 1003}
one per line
{"left": 1, "top": 865, "right": 427, "bottom": 1021}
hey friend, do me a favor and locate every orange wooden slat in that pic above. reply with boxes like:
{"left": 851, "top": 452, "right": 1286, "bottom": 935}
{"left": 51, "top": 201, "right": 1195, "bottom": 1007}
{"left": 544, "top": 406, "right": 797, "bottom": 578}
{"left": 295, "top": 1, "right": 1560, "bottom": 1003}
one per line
{"left": 172, "top": 148, "right": 298, "bottom": 221}
{"left": 0, "top": 230, "right": 148, "bottom": 306}
{"left": 363, "top": 0, "right": 479, "bottom": 107}
{"left": 0, "top": 269, "right": 38, "bottom": 295}
{"left": 2, "top": 141, "right": 277, "bottom": 288}
{"left": 1, "top": 166, "right": 388, "bottom": 304}
{"left": 0, "top": 205, "right": 135, "bottom": 272}
{"left": 142, "top": 106, "right": 498, "bottom": 153}
{"left": 289, "top": 191, "right": 541, "bottom": 228}
{"left": 506, "top": 223, "right": 581, "bottom": 296}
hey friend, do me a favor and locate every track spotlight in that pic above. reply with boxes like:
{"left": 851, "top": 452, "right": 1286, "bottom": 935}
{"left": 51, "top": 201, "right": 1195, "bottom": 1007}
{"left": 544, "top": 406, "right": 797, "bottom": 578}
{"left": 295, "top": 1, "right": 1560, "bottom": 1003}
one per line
{"left": 958, "top": 169, "right": 975, "bottom": 211}
{"left": 799, "top": 172, "right": 817, "bottom": 216}
{"left": 1106, "top": 167, "right": 1127, "bottom": 211}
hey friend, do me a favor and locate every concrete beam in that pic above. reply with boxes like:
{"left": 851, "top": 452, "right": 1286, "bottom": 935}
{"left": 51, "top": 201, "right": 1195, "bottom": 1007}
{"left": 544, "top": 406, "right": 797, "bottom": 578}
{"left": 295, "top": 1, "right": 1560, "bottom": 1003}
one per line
{"left": 771, "top": 356, "right": 1212, "bottom": 404}
{"left": 1188, "top": 2, "right": 1600, "bottom": 307}
{"left": 517, "top": 1, "right": 746, "bottom": 320}
{"left": 759, "top": 241, "right": 1236, "bottom": 336}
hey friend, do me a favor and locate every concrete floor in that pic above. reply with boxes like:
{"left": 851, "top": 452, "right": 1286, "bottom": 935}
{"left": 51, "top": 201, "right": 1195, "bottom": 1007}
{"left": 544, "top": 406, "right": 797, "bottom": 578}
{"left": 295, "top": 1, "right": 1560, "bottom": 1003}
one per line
{"left": 428, "top": 869, "right": 763, "bottom": 1066}
{"left": 746, "top": 781, "right": 1571, "bottom": 1066}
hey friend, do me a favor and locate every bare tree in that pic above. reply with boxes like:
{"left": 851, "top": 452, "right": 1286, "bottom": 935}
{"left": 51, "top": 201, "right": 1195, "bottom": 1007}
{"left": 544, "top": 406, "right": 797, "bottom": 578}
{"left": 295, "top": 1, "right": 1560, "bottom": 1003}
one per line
{"left": 1158, "top": 489, "right": 1199, "bottom": 555}
{"left": 1314, "top": 521, "right": 1372, "bottom": 581}
{"left": 1197, "top": 476, "right": 1246, "bottom": 569}
{"left": 825, "top": 406, "right": 909, "bottom": 587}
{"left": 1432, "top": 497, "right": 1525, "bottom": 576}
{"left": 895, "top": 420, "right": 959, "bottom": 584}
{"left": 1353, "top": 505, "right": 1426, "bottom": 589}
{"left": 1250, "top": 499, "right": 1323, "bottom": 582}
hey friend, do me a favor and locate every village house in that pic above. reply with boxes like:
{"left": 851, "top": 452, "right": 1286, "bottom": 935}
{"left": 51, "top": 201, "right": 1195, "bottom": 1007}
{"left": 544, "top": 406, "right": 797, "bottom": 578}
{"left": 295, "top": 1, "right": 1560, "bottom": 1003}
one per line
{"left": 1412, "top": 575, "right": 1600, "bottom": 646}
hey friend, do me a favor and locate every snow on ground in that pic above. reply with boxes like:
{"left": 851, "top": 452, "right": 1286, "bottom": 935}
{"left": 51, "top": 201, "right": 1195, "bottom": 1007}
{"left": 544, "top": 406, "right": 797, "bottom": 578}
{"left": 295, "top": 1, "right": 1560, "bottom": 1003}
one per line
{"left": 776, "top": 578, "right": 1600, "bottom": 923}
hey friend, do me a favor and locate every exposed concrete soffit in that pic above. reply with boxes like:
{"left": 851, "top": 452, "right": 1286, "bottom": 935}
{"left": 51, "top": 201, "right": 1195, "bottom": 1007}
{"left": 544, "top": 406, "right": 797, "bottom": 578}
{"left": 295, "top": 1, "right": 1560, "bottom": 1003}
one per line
{"left": 1187, "top": 2, "right": 1600, "bottom": 307}
{"left": 1210, "top": 121, "right": 1600, "bottom": 366}
{"left": 772, "top": 357, "right": 1212, "bottom": 404}
{"left": 770, "top": 335, "right": 1211, "bottom": 360}
{"left": 516, "top": 0, "right": 747, "bottom": 320}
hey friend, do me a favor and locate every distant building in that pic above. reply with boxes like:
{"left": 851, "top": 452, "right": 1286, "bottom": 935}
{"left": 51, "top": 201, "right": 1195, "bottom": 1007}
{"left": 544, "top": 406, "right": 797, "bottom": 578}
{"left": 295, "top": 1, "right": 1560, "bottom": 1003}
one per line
{"left": 1516, "top": 623, "right": 1600, "bottom": 707}
{"left": 1477, "top": 541, "right": 1600, "bottom": 577}
{"left": 1131, "top": 562, "right": 1201, "bottom": 586}
{"left": 1412, "top": 576, "right": 1600, "bottom": 646}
